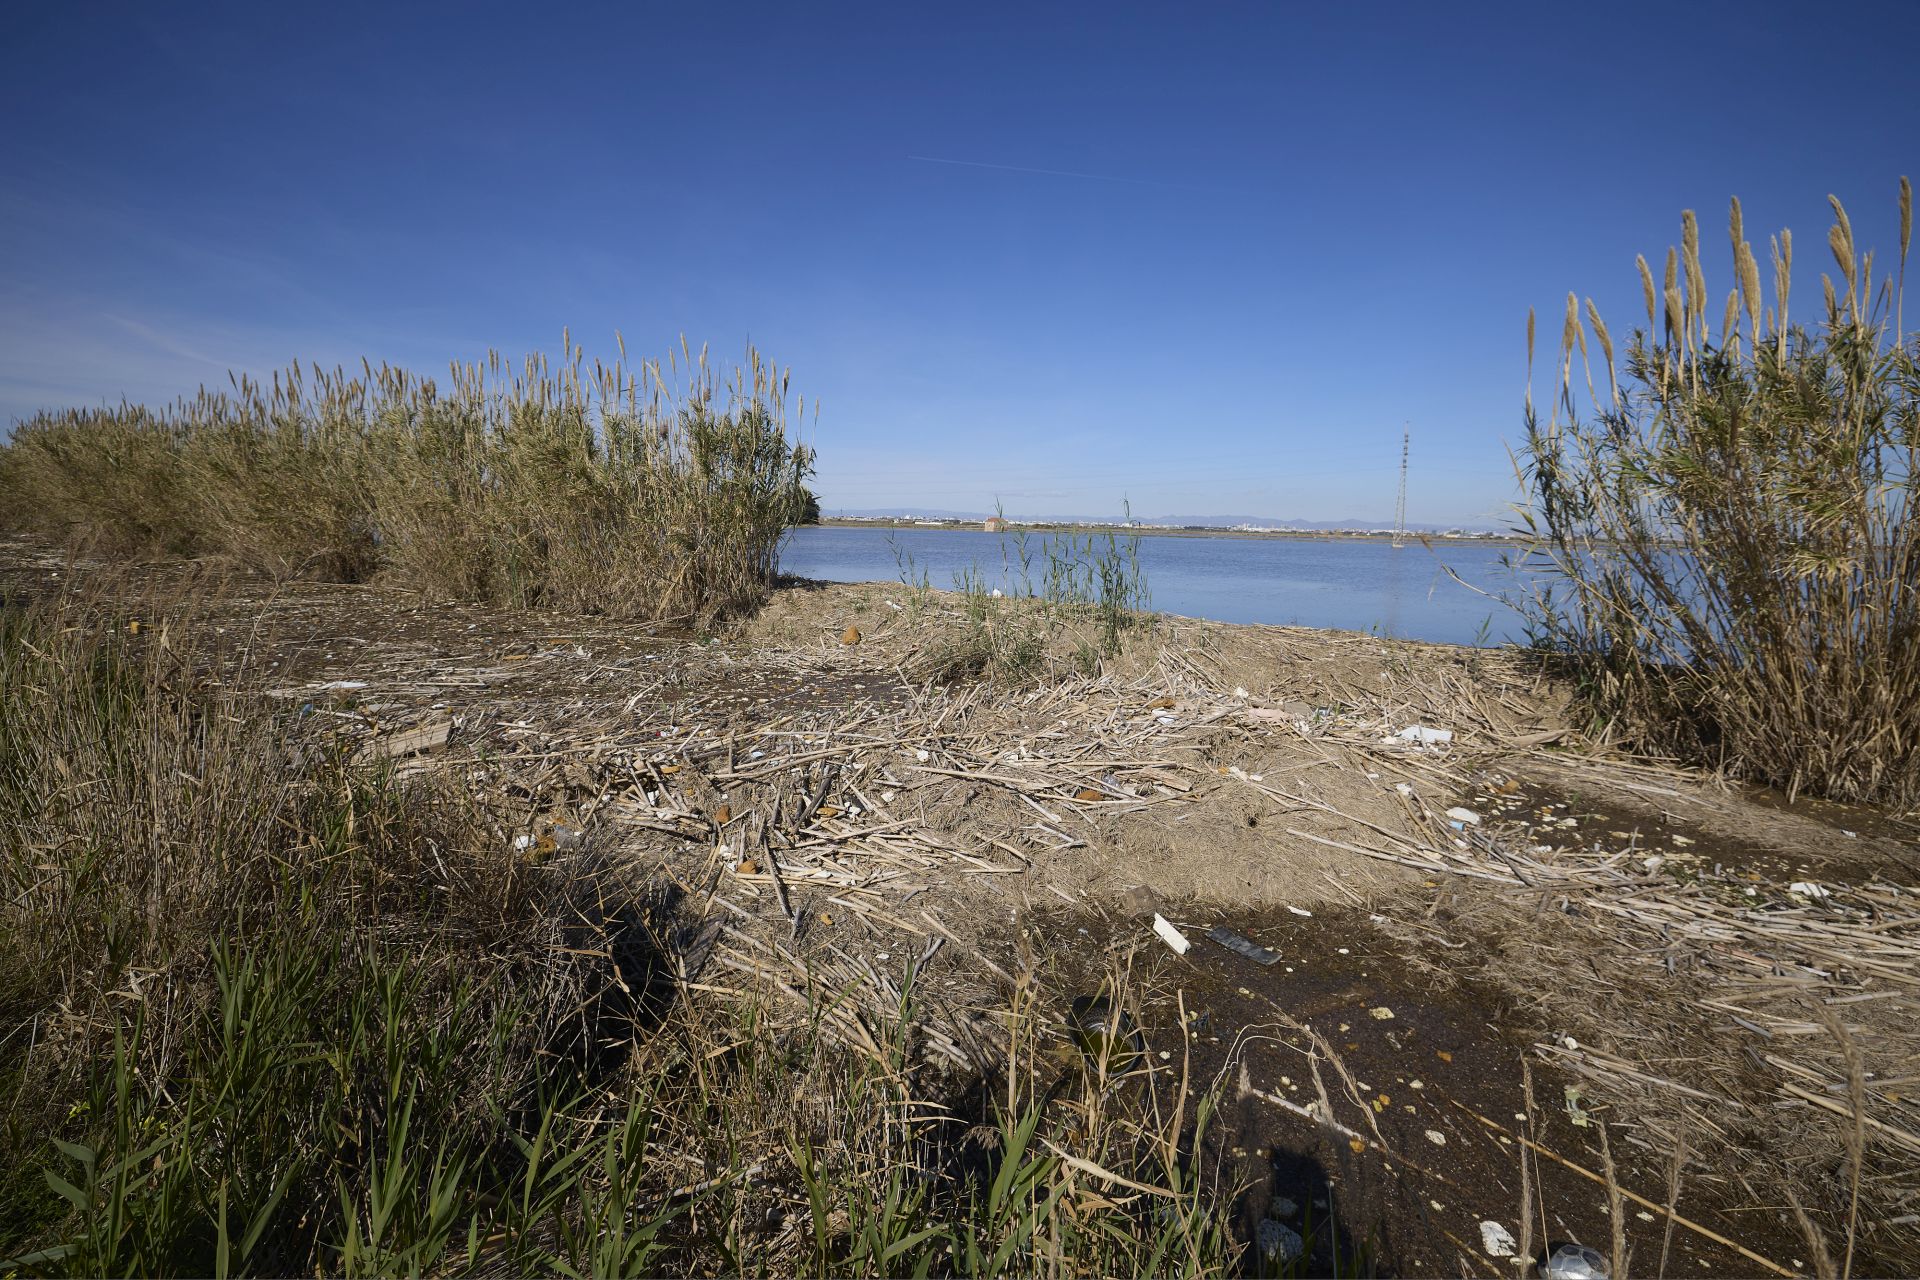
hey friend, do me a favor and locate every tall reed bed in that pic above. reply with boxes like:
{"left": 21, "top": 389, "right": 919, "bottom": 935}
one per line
{"left": 1518, "top": 179, "right": 1918, "bottom": 807}
{"left": 0, "top": 337, "right": 815, "bottom": 625}
{"left": 0, "top": 588, "right": 1236, "bottom": 1276}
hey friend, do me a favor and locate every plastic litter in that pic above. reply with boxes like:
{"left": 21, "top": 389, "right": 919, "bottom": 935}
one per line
{"left": 1788, "top": 881, "right": 1830, "bottom": 900}
{"left": 1445, "top": 806, "right": 1481, "bottom": 825}
{"left": 1393, "top": 725, "right": 1453, "bottom": 747}
{"left": 1479, "top": 1220, "right": 1516, "bottom": 1258}
{"left": 1540, "top": 1242, "right": 1609, "bottom": 1279}
{"left": 1067, "top": 995, "right": 1147, "bottom": 1075}
{"left": 1152, "top": 913, "right": 1190, "bottom": 955}
{"left": 1206, "top": 926, "right": 1281, "bottom": 966}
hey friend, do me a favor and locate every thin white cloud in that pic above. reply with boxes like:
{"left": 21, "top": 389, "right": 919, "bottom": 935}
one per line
{"left": 101, "top": 312, "right": 227, "bottom": 368}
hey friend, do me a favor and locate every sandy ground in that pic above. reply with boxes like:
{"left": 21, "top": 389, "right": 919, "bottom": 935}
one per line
{"left": 7, "top": 541, "right": 1916, "bottom": 1277}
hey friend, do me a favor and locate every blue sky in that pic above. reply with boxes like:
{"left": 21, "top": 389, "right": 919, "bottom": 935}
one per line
{"left": 3, "top": 2, "right": 1915, "bottom": 526}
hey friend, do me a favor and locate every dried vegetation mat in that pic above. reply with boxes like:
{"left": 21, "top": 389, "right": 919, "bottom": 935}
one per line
{"left": 3, "top": 541, "right": 1916, "bottom": 1274}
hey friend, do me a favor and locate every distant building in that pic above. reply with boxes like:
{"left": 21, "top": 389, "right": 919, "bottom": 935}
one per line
{"left": 983, "top": 516, "right": 1008, "bottom": 532}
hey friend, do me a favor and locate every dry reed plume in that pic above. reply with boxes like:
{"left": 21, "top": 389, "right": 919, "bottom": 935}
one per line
{"left": 0, "top": 336, "right": 815, "bottom": 627}
{"left": 1518, "top": 178, "right": 1918, "bottom": 807}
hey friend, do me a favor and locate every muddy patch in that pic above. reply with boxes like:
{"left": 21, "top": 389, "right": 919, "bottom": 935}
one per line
{"left": 1009, "top": 901, "right": 1847, "bottom": 1276}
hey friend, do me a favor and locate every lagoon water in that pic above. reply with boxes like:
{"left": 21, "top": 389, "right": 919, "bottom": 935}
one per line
{"left": 780, "top": 525, "right": 1538, "bottom": 647}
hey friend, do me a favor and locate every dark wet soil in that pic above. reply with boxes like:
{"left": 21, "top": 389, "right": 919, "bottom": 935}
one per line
{"left": 1012, "top": 901, "right": 1834, "bottom": 1278}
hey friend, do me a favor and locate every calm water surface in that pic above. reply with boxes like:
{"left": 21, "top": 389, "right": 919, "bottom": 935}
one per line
{"left": 780, "top": 526, "right": 1537, "bottom": 647}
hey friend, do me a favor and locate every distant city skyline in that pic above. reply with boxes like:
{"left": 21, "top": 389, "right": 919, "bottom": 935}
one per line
{"left": 4, "top": 1, "right": 1916, "bottom": 527}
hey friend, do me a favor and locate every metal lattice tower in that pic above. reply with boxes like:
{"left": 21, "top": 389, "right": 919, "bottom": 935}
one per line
{"left": 1393, "top": 426, "right": 1409, "bottom": 546}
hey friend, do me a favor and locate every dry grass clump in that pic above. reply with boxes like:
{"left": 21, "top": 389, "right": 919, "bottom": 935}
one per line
{"left": 1517, "top": 178, "right": 1919, "bottom": 807}
{"left": 894, "top": 515, "right": 1153, "bottom": 685}
{"left": 0, "top": 337, "right": 814, "bottom": 627}
{"left": 0, "top": 587, "right": 1240, "bottom": 1277}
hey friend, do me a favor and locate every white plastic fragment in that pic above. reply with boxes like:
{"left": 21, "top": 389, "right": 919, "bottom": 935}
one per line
{"left": 1444, "top": 806, "right": 1481, "bottom": 825}
{"left": 1479, "top": 1219, "right": 1516, "bottom": 1258}
{"left": 1287, "top": 905, "right": 1313, "bottom": 917}
{"left": 1424, "top": 1129, "right": 1447, "bottom": 1146}
{"left": 1788, "top": 881, "right": 1830, "bottom": 900}
{"left": 1392, "top": 725, "right": 1453, "bottom": 747}
{"left": 1152, "top": 913, "right": 1190, "bottom": 955}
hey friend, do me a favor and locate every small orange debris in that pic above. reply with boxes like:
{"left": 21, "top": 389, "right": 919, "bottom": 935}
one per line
{"left": 1436, "top": 1050, "right": 1453, "bottom": 1063}
{"left": 737, "top": 858, "right": 759, "bottom": 876}
{"left": 128, "top": 620, "right": 141, "bottom": 634}
{"left": 658, "top": 764, "right": 681, "bottom": 775}
{"left": 713, "top": 804, "right": 731, "bottom": 825}
{"left": 815, "top": 805, "right": 842, "bottom": 819}
{"left": 840, "top": 626, "right": 861, "bottom": 646}
{"left": 1148, "top": 696, "right": 1176, "bottom": 710}
{"left": 819, "top": 912, "right": 834, "bottom": 926}
{"left": 1075, "top": 788, "right": 1106, "bottom": 802}
{"left": 504, "top": 653, "right": 531, "bottom": 662}
{"left": 534, "top": 834, "right": 557, "bottom": 855}
{"left": 1348, "top": 1138, "right": 1367, "bottom": 1154}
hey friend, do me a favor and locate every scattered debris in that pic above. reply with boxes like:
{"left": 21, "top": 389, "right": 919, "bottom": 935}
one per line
{"left": 1392, "top": 724, "right": 1453, "bottom": 747}
{"left": 1153, "top": 913, "right": 1190, "bottom": 955}
{"left": 353, "top": 718, "right": 451, "bottom": 763}
{"left": 1478, "top": 1219, "right": 1516, "bottom": 1258}
{"left": 1444, "top": 806, "right": 1481, "bottom": 826}
{"left": 1541, "top": 1242, "right": 1610, "bottom": 1279}
{"left": 839, "top": 626, "right": 860, "bottom": 645}
{"left": 1206, "top": 926, "right": 1281, "bottom": 966}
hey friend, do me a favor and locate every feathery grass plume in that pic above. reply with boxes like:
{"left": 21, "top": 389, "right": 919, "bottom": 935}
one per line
{"left": 1515, "top": 178, "right": 1920, "bottom": 808}
{"left": 1828, "top": 194, "right": 1858, "bottom": 283}
{"left": 1552, "top": 291, "right": 1580, "bottom": 437}
{"left": 0, "top": 338, "right": 817, "bottom": 626}
{"left": 1664, "top": 285, "right": 1686, "bottom": 351}
{"left": 1585, "top": 298, "right": 1618, "bottom": 405}
{"left": 1739, "top": 238, "right": 1764, "bottom": 340}
{"left": 1722, "top": 290, "right": 1740, "bottom": 355}
{"left": 1682, "top": 208, "right": 1708, "bottom": 343}
{"left": 1637, "top": 255, "right": 1658, "bottom": 331}
{"left": 1829, "top": 223, "right": 1858, "bottom": 323}
{"left": 1574, "top": 293, "right": 1598, "bottom": 408}
{"left": 1899, "top": 176, "right": 1912, "bottom": 339}
{"left": 1526, "top": 307, "right": 1537, "bottom": 415}
{"left": 1774, "top": 229, "right": 1794, "bottom": 359}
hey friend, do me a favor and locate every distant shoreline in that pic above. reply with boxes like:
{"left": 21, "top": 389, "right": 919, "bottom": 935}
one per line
{"left": 814, "top": 517, "right": 1521, "bottom": 546}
